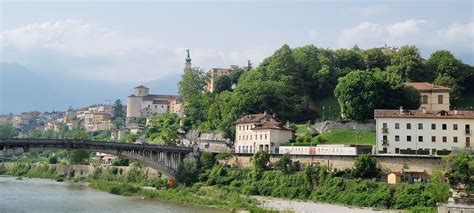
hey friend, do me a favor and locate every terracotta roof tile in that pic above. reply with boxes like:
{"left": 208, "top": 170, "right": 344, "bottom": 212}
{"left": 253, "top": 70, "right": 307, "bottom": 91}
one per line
{"left": 404, "top": 82, "right": 451, "bottom": 92}
{"left": 235, "top": 113, "right": 277, "bottom": 124}
{"left": 374, "top": 109, "right": 474, "bottom": 119}
{"left": 251, "top": 122, "right": 294, "bottom": 131}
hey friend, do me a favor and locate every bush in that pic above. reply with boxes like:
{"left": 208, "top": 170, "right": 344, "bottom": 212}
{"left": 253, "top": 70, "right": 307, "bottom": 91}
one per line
{"left": 436, "top": 150, "right": 451, "bottom": 155}
{"left": 48, "top": 156, "right": 58, "bottom": 164}
{"left": 352, "top": 154, "right": 378, "bottom": 178}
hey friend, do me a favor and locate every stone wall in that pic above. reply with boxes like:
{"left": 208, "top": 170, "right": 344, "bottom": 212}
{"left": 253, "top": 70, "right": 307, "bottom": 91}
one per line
{"left": 227, "top": 154, "right": 441, "bottom": 174}
{"left": 0, "top": 162, "right": 162, "bottom": 178}
{"left": 312, "top": 121, "right": 376, "bottom": 134}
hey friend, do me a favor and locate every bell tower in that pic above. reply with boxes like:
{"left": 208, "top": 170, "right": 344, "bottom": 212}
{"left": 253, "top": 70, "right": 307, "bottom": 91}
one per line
{"left": 184, "top": 49, "right": 192, "bottom": 70}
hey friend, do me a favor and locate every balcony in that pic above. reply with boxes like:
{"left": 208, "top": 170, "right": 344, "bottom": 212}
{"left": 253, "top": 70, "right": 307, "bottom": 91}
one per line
{"left": 465, "top": 129, "right": 472, "bottom": 135}
{"left": 381, "top": 128, "right": 389, "bottom": 134}
{"left": 381, "top": 139, "right": 389, "bottom": 146}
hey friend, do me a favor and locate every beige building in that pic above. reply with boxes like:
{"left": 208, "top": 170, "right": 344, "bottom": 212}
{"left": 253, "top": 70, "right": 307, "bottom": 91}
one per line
{"left": 375, "top": 108, "right": 473, "bottom": 155}
{"left": 234, "top": 113, "right": 294, "bottom": 154}
{"left": 387, "top": 172, "right": 402, "bottom": 184}
{"left": 205, "top": 66, "right": 238, "bottom": 93}
{"left": 126, "top": 85, "right": 182, "bottom": 124}
{"left": 405, "top": 82, "right": 451, "bottom": 111}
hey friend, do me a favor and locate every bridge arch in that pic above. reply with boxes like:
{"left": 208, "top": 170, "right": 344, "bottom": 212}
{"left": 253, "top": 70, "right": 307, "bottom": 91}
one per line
{"left": 0, "top": 138, "right": 195, "bottom": 178}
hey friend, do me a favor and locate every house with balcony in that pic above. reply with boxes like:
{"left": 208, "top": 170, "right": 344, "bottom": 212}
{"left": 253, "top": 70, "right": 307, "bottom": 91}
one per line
{"left": 375, "top": 108, "right": 473, "bottom": 155}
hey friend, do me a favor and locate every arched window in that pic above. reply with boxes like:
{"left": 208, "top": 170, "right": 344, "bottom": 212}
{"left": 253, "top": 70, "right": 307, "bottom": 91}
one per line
{"left": 422, "top": 95, "right": 428, "bottom": 104}
{"left": 438, "top": 95, "right": 443, "bottom": 104}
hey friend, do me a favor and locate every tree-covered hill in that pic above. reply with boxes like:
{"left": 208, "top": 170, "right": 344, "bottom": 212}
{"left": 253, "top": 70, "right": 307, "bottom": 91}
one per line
{"left": 179, "top": 44, "right": 474, "bottom": 138}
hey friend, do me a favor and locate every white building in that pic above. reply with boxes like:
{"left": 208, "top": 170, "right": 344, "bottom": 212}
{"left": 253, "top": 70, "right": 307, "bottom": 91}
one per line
{"left": 126, "top": 85, "right": 180, "bottom": 124}
{"left": 375, "top": 108, "right": 473, "bottom": 155}
{"left": 234, "top": 113, "right": 294, "bottom": 154}
{"left": 405, "top": 82, "right": 451, "bottom": 111}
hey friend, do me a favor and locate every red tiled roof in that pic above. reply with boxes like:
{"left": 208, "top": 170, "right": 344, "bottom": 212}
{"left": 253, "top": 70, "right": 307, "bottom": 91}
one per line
{"left": 404, "top": 82, "right": 451, "bottom": 92}
{"left": 251, "top": 122, "right": 294, "bottom": 131}
{"left": 374, "top": 109, "right": 474, "bottom": 119}
{"left": 235, "top": 113, "right": 277, "bottom": 124}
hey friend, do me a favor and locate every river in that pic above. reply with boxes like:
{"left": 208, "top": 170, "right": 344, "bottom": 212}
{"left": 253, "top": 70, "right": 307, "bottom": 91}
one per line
{"left": 0, "top": 176, "right": 226, "bottom": 213}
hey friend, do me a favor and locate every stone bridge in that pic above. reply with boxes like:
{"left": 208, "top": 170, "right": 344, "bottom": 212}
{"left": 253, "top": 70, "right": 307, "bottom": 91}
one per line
{"left": 0, "top": 138, "right": 197, "bottom": 178}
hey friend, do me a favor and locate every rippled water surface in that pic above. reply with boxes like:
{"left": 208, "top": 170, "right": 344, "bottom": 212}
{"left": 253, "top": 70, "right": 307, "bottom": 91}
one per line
{"left": 0, "top": 176, "right": 226, "bottom": 213}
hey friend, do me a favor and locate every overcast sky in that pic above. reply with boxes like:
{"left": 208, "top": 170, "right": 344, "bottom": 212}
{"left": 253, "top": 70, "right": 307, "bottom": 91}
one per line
{"left": 0, "top": 0, "right": 473, "bottom": 113}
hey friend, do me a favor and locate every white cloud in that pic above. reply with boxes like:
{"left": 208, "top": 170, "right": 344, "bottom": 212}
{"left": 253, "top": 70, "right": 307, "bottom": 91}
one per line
{"left": 0, "top": 19, "right": 271, "bottom": 83}
{"left": 337, "top": 19, "right": 473, "bottom": 53}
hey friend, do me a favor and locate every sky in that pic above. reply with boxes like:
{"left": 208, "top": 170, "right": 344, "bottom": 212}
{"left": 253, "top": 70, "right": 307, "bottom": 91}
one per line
{"left": 0, "top": 0, "right": 473, "bottom": 113}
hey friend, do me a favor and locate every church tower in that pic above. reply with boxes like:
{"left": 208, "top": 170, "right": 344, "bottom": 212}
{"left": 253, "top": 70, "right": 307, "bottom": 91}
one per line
{"left": 184, "top": 49, "right": 192, "bottom": 70}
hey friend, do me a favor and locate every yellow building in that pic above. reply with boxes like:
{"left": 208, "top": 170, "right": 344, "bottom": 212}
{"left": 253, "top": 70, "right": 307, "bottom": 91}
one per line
{"left": 387, "top": 172, "right": 402, "bottom": 184}
{"left": 205, "top": 66, "right": 237, "bottom": 93}
{"left": 405, "top": 82, "right": 451, "bottom": 111}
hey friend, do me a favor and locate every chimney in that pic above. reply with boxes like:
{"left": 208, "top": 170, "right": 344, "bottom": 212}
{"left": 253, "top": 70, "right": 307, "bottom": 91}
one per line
{"left": 399, "top": 106, "right": 404, "bottom": 114}
{"left": 422, "top": 108, "right": 426, "bottom": 114}
{"left": 263, "top": 111, "right": 267, "bottom": 116}
{"left": 454, "top": 109, "right": 458, "bottom": 115}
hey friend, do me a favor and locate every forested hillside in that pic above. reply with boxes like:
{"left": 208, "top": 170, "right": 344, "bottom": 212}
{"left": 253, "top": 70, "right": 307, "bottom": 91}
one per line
{"left": 179, "top": 44, "right": 474, "bottom": 138}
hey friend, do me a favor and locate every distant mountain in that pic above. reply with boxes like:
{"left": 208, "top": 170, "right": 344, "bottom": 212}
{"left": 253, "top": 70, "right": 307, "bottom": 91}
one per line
{"left": 0, "top": 62, "right": 182, "bottom": 114}
{"left": 0, "top": 62, "right": 68, "bottom": 113}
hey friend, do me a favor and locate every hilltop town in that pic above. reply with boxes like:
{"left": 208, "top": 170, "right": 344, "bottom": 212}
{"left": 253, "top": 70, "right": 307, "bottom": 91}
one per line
{"left": 1, "top": 44, "right": 473, "bottom": 212}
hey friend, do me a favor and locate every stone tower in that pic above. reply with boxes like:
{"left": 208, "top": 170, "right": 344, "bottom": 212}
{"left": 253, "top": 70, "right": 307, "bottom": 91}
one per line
{"left": 184, "top": 49, "right": 192, "bottom": 70}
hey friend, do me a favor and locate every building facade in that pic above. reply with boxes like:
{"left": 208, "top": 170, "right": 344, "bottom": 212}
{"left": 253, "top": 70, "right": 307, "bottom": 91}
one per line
{"left": 405, "top": 82, "right": 451, "bottom": 111}
{"left": 234, "top": 113, "right": 294, "bottom": 154}
{"left": 205, "top": 66, "right": 238, "bottom": 93}
{"left": 375, "top": 108, "right": 473, "bottom": 155}
{"left": 126, "top": 85, "right": 181, "bottom": 124}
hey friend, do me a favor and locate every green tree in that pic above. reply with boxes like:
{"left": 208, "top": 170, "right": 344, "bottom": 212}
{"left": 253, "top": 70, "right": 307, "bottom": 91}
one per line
{"left": 0, "top": 124, "right": 19, "bottom": 138}
{"left": 434, "top": 74, "right": 461, "bottom": 105}
{"left": 178, "top": 67, "right": 207, "bottom": 101}
{"left": 146, "top": 113, "right": 180, "bottom": 144}
{"left": 274, "top": 153, "right": 293, "bottom": 174}
{"left": 228, "top": 67, "right": 245, "bottom": 85}
{"left": 388, "top": 45, "right": 428, "bottom": 82}
{"left": 112, "top": 99, "right": 125, "bottom": 120}
{"left": 176, "top": 155, "right": 199, "bottom": 186}
{"left": 426, "top": 169, "right": 452, "bottom": 203}
{"left": 335, "top": 70, "right": 420, "bottom": 121}
{"left": 213, "top": 75, "right": 232, "bottom": 93}
{"left": 252, "top": 151, "right": 270, "bottom": 174}
{"left": 200, "top": 152, "right": 216, "bottom": 170}
{"left": 444, "top": 152, "right": 474, "bottom": 193}
{"left": 352, "top": 154, "right": 378, "bottom": 179}
{"left": 363, "top": 48, "right": 391, "bottom": 70}
{"left": 48, "top": 156, "right": 58, "bottom": 164}
{"left": 68, "top": 150, "right": 90, "bottom": 164}
{"left": 426, "top": 50, "right": 466, "bottom": 82}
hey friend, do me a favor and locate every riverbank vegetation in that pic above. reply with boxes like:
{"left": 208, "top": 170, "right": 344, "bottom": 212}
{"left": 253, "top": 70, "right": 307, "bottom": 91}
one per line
{"left": 2, "top": 151, "right": 471, "bottom": 213}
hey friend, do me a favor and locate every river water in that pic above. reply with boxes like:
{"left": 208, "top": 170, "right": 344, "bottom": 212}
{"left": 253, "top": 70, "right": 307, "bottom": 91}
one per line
{"left": 0, "top": 176, "right": 226, "bottom": 213}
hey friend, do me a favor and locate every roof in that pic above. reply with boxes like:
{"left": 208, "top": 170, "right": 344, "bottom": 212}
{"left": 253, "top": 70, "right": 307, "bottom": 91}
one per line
{"left": 374, "top": 109, "right": 474, "bottom": 119}
{"left": 235, "top": 113, "right": 278, "bottom": 124}
{"left": 153, "top": 100, "right": 169, "bottom": 105}
{"left": 404, "top": 82, "right": 451, "bottom": 92}
{"left": 134, "top": 85, "right": 149, "bottom": 89}
{"left": 388, "top": 172, "right": 403, "bottom": 176}
{"left": 251, "top": 122, "right": 294, "bottom": 131}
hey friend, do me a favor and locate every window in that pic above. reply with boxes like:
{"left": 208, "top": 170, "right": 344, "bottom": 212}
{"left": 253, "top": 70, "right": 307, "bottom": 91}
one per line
{"left": 453, "top": 124, "right": 458, "bottom": 130}
{"left": 406, "top": 123, "right": 411, "bottom": 130}
{"left": 418, "top": 136, "right": 423, "bottom": 142}
{"left": 250, "top": 135, "right": 252, "bottom": 140}
{"left": 383, "top": 135, "right": 388, "bottom": 140}
{"left": 383, "top": 123, "right": 388, "bottom": 128}
{"left": 422, "top": 95, "right": 428, "bottom": 104}
{"left": 395, "top": 123, "right": 400, "bottom": 129}
{"left": 454, "top": 137, "right": 458, "bottom": 143}
{"left": 395, "top": 135, "right": 400, "bottom": 141}
{"left": 466, "top": 137, "right": 471, "bottom": 147}
{"left": 442, "top": 124, "right": 447, "bottom": 130}
{"left": 265, "top": 134, "right": 267, "bottom": 139}
{"left": 418, "top": 123, "right": 423, "bottom": 130}
{"left": 407, "top": 136, "right": 412, "bottom": 142}
{"left": 438, "top": 95, "right": 443, "bottom": 104}
{"left": 432, "top": 136, "right": 436, "bottom": 142}
{"left": 443, "top": 136, "right": 447, "bottom": 143}
{"left": 431, "top": 124, "right": 436, "bottom": 130}
{"left": 395, "top": 148, "right": 400, "bottom": 154}
{"left": 260, "top": 134, "right": 262, "bottom": 140}
{"left": 238, "top": 135, "right": 241, "bottom": 140}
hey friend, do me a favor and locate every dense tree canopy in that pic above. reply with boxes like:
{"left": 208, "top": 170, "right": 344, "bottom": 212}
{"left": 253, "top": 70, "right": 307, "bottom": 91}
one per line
{"left": 146, "top": 113, "right": 180, "bottom": 144}
{"left": 213, "top": 75, "right": 232, "bottom": 93}
{"left": 178, "top": 67, "right": 207, "bottom": 101}
{"left": 335, "top": 70, "right": 421, "bottom": 121}
{"left": 181, "top": 43, "right": 472, "bottom": 137}
{"left": 0, "top": 124, "right": 19, "bottom": 138}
